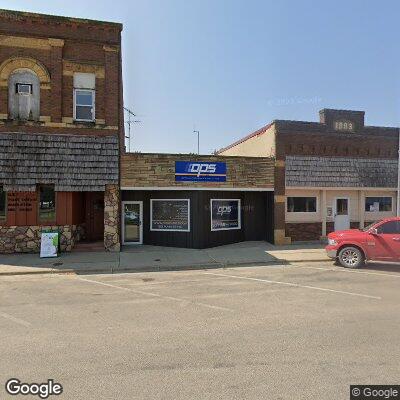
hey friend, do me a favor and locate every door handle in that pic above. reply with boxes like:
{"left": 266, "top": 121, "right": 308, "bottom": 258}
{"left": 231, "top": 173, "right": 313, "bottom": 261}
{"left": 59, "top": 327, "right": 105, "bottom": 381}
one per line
{"left": 392, "top": 237, "right": 400, "bottom": 241}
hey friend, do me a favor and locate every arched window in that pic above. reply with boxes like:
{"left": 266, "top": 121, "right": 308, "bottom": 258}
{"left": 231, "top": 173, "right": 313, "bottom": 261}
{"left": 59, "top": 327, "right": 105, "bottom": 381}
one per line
{"left": 8, "top": 69, "right": 40, "bottom": 121}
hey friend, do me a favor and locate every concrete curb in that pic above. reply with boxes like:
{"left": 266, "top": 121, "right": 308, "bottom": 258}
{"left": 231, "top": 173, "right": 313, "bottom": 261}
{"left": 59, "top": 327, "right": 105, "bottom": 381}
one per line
{"left": 0, "top": 258, "right": 331, "bottom": 276}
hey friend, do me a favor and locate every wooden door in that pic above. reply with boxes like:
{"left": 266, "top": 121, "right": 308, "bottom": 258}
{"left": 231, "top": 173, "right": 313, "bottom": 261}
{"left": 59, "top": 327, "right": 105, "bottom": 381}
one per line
{"left": 85, "top": 192, "right": 104, "bottom": 241}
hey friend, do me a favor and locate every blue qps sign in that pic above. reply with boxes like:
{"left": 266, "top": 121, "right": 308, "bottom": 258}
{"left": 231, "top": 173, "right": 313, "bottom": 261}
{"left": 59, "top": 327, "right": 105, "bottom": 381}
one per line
{"left": 175, "top": 161, "right": 227, "bottom": 182}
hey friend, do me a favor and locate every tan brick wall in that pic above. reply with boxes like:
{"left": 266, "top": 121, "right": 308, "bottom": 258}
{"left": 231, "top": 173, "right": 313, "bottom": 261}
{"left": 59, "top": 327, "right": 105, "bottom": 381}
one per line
{"left": 121, "top": 153, "right": 274, "bottom": 189}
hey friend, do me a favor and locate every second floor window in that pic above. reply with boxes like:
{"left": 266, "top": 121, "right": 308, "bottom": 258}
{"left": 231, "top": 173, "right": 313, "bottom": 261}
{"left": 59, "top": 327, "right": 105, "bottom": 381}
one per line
{"left": 74, "top": 89, "right": 95, "bottom": 122}
{"left": 8, "top": 70, "right": 40, "bottom": 121}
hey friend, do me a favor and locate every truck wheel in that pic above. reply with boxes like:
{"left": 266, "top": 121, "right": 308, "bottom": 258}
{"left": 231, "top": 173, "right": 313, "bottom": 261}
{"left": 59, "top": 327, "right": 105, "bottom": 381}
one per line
{"left": 338, "top": 246, "right": 364, "bottom": 269}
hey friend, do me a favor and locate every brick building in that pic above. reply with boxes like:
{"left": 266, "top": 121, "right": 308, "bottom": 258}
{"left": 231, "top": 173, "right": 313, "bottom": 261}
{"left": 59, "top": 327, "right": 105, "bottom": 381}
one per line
{"left": 120, "top": 153, "right": 275, "bottom": 248}
{"left": 218, "top": 109, "right": 400, "bottom": 244}
{"left": 0, "top": 10, "right": 123, "bottom": 253}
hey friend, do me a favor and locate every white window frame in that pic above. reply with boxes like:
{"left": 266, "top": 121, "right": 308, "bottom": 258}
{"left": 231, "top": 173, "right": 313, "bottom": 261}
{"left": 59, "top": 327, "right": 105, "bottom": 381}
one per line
{"left": 210, "top": 198, "right": 241, "bottom": 232}
{"left": 150, "top": 199, "right": 190, "bottom": 232}
{"left": 73, "top": 88, "right": 95, "bottom": 122}
{"left": 365, "top": 196, "right": 393, "bottom": 213}
{"left": 286, "top": 196, "right": 318, "bottom": 214}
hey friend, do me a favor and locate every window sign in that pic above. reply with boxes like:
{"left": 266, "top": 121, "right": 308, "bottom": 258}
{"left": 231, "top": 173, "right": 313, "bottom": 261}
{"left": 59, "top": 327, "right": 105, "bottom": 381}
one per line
{"left": 175, "top": 161, "right": 226, "bottom": 182}
{"left": 211, "top": 199, "right": 241, "bottom": 231}
{"left": 150, "top": 199, "right": 190, "bottom": 232}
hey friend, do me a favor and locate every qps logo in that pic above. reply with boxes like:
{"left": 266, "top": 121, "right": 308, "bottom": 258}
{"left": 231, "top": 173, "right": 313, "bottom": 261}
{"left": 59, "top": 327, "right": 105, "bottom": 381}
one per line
{"left": 217, "top": 205, "right": 232, "bottom": 216}
{"left": 175, "top": 161, "right": 226, "bottom": 182}
{"left": 188, "top": 163, "right": 217, "bottom": 177}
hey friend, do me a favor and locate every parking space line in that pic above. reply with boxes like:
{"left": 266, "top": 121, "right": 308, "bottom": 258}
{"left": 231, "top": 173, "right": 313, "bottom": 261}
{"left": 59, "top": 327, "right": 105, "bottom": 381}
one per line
{"left": 289, "top": 264, "right": 400, "bottom": 279}
{"left": 77, "top": 277, "right": 234, "bottom": 312}
{"left": 0, "top": 311, "right": 32, "bottom": 327}
{"left": 203, "top": 272, "right": 382, "bottom": 300}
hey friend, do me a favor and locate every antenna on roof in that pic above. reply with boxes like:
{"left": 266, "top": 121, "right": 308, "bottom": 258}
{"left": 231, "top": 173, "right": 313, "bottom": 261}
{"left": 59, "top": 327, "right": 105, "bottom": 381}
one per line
{"left": 124, "top": 107, "right": 141, "bottom": 152}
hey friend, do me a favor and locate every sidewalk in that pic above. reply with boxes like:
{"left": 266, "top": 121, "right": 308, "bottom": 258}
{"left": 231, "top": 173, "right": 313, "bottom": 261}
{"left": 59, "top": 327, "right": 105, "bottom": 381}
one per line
{"left": 0, "top": 241, "right": 329, "bottom": 276}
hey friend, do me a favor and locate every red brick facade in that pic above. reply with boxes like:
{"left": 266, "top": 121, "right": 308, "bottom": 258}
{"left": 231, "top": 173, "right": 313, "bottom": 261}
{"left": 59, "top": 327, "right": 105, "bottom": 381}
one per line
{"left": 0, "top": 10, "right": 123, "bottom": 252}
{"left": 0, "top": 9, "right": 124, "bottom": 143}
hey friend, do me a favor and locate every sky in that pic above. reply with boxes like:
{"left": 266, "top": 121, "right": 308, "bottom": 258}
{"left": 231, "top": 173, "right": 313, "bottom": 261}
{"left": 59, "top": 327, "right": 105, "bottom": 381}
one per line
{"left": 2, "top": 0, "right": 400, "bottom": 154}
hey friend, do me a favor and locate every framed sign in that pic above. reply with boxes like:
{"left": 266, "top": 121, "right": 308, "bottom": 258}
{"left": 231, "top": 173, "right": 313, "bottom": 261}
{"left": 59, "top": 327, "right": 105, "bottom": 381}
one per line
{"left": 40, "top": 231, "right": 59, "bottom": 258}
{"left": 211, "top": 199, "right": 241, "bottom": 231}
{"left": 150, "top": 199, "right": 190, "bottom": 232}
{"left": 175, "top": 161, "right": 226, "bottom": 182}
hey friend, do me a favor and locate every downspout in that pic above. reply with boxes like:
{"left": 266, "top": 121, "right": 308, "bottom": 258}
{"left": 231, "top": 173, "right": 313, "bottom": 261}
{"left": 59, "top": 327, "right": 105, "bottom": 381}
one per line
{"left": 397, "top": 128, "right": 400, "bottom": 216}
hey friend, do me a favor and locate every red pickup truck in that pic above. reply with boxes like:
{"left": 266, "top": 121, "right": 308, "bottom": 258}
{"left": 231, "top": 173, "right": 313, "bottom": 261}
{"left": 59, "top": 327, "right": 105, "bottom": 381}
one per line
{"left": 326, "top": 217, "right": 400, "bottom": 268}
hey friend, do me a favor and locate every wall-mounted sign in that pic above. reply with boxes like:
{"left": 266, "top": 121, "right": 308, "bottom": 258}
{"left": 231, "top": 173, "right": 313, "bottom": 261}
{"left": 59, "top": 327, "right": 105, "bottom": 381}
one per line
{"left": 326, "top": 206, "right": 333, "bottom": 217}
{"left": 175, "top": 161, "right": 227, "bottom": 182}
{"left": 150, "top": 199, "right": 190, "bottom": 232}
{"left": 211, "top": 199, "right": 241, "bottom": 231}
{"left": 40, "top": 231, "right": 59, "bottom": 258}
{"left": 7, "top": 192, "right": 36, "bottom": 213}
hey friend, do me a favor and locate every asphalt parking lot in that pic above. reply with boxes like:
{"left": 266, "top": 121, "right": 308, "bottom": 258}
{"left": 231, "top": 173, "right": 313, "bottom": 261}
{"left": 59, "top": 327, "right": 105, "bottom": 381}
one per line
{"left": 1, "top": 261, "right": 399, "bottom": 400}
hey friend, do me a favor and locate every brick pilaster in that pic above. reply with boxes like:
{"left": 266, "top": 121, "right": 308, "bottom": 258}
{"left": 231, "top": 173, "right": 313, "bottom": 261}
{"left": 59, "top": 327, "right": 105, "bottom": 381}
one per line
{"left": 49, "top": 38, "right": 64, "bottom": 122}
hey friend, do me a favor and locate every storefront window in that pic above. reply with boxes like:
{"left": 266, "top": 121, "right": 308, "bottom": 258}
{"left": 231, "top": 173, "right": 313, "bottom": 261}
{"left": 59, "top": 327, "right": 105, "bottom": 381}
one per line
{"left": 0, "top": 186, "right": 6, "bottom": 220}
{"left": 287, "top": 197, "right": 316, "bottom": 213}
{"left": 211, "top": 199, "right": 241, "bottom": 231}
{"left": 150, "top": 199, "right": 190, "bottom": 232}
{"left": 365, "top": 197, "right": 392, "bottom": 212}
{"left": 39, "top": 185, "right": 56, "bottom": 221}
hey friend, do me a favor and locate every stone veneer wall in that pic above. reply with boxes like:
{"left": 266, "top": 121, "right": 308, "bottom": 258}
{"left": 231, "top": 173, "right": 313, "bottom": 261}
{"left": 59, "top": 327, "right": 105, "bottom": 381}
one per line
{"left": 121, "top": 153, "right": 275, "bottom": 189}
{"left": 0, "top": 224, "right": 84, "bottom": 254}
{"left": 104, "top": 184, "right": 120, "bottom": 252}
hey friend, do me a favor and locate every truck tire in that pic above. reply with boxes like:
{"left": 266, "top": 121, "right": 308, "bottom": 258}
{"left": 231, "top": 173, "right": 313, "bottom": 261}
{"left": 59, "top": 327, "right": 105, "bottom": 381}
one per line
{"left": 338, "top": 246, "right": 365, "bottom": 269}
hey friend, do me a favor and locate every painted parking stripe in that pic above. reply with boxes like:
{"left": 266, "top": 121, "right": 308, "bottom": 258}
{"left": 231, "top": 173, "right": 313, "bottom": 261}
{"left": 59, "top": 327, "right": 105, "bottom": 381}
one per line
{"left": 203, "top": 272, "right": 382, "bottom": 300}
{"left": 77, "top": 277, "right": 234, "bottom": 312}
{"left": 289, "top": 264, "right": 400, "bottom": 279}
{"left": 0, "top": 311, "right": 32, "bottom": 327}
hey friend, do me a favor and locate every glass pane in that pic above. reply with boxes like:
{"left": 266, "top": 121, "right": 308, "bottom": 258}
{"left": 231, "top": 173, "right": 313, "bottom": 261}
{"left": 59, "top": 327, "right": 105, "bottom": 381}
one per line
{"left": 287, "top": 197, "right": 316, "bottom": 212}
{"left": 75, "top": 106, "right": 93, "bottom": 121}
{"left": 377, "top": 221, "right": 400, "bottom": 234}
{"left": 75, "top": 91, "right": 93, "bottom": 106}
{"left": 365, "top": 197, "right": 392, "bottom": 212}
{"left": 0, "top": 187, "right": 5, "bottom": 218}
{"left": 124, "top": 203, "right": 141, "bottom": 242}
{"left": 39, "top": 185, "right": 56, "bottom": 221}
{"left": 336, "top": 199, "right": 348, "bottom": 215}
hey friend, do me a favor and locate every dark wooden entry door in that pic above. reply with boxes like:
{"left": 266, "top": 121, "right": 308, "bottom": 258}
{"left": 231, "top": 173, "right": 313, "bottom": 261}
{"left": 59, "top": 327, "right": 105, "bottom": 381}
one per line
{"left": 85, "top": 192, "right": 104, "bottom": 241}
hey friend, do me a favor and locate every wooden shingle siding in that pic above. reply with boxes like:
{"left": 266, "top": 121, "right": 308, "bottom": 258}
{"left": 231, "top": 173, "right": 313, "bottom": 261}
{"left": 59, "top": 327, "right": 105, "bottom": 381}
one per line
{"left": 286, "top": 156, "right": 398, "bottom": 188}
{"left": 0, "top": 132, "right": 119, "bottom": 191}
{"left": 121, "top": 153, "right": 275, "bottom": 189}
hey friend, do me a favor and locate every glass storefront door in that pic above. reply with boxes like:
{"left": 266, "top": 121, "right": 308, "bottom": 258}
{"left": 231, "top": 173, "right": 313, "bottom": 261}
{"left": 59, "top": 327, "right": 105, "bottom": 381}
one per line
{"left": 122, "top": 201, "right": 143, "bottom": 244}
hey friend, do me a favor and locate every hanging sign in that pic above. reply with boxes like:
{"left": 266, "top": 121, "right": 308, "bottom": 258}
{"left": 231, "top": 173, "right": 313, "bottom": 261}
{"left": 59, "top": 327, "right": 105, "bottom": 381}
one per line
{"left": 40, "top": 231, "right": 59, "bottom": 258}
